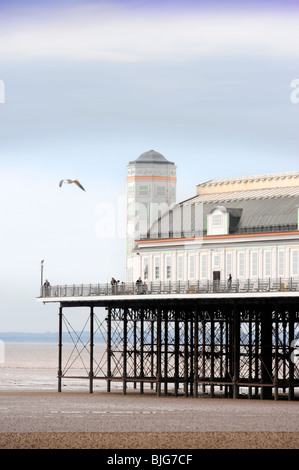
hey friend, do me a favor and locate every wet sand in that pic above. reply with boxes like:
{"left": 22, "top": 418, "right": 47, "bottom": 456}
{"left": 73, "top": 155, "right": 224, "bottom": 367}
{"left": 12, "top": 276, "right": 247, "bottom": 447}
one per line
{"left": 0, "top": 391, "right": 299, "bottom": 449}
{"left": 1, "top": 431, "right": 299, "bottom": 449}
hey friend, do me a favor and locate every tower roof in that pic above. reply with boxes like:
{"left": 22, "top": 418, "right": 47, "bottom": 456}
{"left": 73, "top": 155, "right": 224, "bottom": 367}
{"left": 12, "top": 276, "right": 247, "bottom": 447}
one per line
{"left": 129, "top": 150, "right": 175, "bottom": 165}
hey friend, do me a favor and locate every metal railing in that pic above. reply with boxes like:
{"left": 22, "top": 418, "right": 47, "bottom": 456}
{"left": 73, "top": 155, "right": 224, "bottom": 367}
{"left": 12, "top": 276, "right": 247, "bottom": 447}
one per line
{"left": 39, "top": 277, "right": 299, "bottom": 298}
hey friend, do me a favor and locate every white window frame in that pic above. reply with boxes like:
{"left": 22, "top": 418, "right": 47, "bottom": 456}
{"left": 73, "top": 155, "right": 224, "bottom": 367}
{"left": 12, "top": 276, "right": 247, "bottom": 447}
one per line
{"left": 250, "top": 251, "right": 258, "bottom": 278}
{"left": 188, "top": 254, "right": 196, "bottom": 279}
{"left": 226, "top": 251, "right": 232, "bottom": 278}
{"left": 138, "top": 185, "right": 149, "bottom": 196}
{"left": 213, "top": 254, "right": 220, "bottom": 268}
{"left": 200, "top": 253, "right": 207, "bottom": 279}
{"left": 154, "top": 256, "right": 160, "bottom": 280}
{"left": 142, "top": 257, "right": 149, "bottom": 280}
{"left": 278, "top": 250, "right": 285, "bottom": 277}
{"left": 177, "top": 255, "right": 184, "bottom": 280}
{"left": 291, "top": 249, "right": 299, "bottom": 276}
{"left": 264, "top": 250, "right": 271, "bottom": 277}
{"left": 165, "top": 255, "right": 172, "bottom": 280}
{"left": 156, "top": 185, "right": 166, "bottom": 197}
{"left": 238, "top": 252, "right": 245, "bottom": 278}
{"left": 212, "top": 214, "right": 222, "bottom": 227}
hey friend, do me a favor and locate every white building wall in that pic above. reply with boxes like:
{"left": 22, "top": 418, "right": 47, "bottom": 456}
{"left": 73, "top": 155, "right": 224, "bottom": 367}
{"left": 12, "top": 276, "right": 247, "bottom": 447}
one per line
{"left": 133, "top": 237, "right": 299, "bottom": 284}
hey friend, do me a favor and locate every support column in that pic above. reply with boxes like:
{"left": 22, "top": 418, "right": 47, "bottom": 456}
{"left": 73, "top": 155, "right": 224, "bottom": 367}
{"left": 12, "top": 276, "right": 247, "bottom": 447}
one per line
{"left": 89, "top": 306, "right": 94, "bottom": 393}
{"left": 254, "top": 312, "right": 259, "bottom": 397}
{"left": 194, "top": 309, "right": 199, "bottom": 398}
{"left": 58, "top": 305, "right": 63, "bottom": 393}
{"left": 274, "top": 308, "right": 279, "bottom": 400}
{"left": 184, "top": 313, "right": 189, "bottom": 397}
{"left": 164, "top": 312, "right": 168, "bottom": 396}
{"left": 190, "top": 314, "right": 194, "bottom": 397}
{"left": 156, "top": 308, "right": 162, "bottom": 396}
{"left": 248, "top": 310, "right": 253, "bottom": 399}
{"left": 224, "top": 312, "right": 231, "bottom": 398}
{"left": 151, "top": 320, "right": 154, "bottom": 391}
{"left": 232, "top": 304, "right": 240, "bottom": 399}
{"left": 288, "top": 309, "right": 295, "bottom": 401}
{"left": 210, "top": 312, "right": 215, "bottom": 398}
{"left": 202, "top": 317, "right": 206, "bottom": 394}
{"left": 260, "top": 307, "right": 273, "bottom": 400}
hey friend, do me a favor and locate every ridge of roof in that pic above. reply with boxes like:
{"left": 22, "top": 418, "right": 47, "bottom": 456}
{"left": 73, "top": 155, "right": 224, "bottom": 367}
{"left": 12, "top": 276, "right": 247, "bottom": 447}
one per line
{"left": 185, "top": 186, "right": 299, "bottom": 204}
{"left": 198, "top": 170, "right": 299, "bottom": 187}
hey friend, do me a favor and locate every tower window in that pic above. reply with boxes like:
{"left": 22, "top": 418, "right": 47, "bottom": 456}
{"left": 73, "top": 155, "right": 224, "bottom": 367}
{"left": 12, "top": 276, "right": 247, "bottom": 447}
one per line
{"left": 138, "top": 185, "right": 149, "bottom": 196}
{"left": 157, "top": 186, "right": 166, "bottom": 197}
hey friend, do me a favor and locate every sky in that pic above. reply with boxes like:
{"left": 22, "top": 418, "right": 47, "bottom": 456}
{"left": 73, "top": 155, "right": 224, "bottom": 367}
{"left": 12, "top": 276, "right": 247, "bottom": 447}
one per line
{"left": 0, "top": 0, "right": 298, "bottom": 332}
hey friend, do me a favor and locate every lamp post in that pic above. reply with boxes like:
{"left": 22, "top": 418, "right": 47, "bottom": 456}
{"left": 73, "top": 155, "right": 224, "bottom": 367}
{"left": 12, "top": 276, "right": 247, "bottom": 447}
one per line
{"left": 41, "top": 260, "right": 44, "bottom": 287}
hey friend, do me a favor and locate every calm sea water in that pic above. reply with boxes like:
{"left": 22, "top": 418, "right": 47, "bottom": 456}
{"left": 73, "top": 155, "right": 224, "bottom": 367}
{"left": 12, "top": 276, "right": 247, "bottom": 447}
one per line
{"left": 0, "top": 342, "right": 110, "bottom": 392}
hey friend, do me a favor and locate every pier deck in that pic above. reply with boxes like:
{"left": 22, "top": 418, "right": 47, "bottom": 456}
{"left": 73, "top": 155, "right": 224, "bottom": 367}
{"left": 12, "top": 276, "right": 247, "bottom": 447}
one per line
{"left": 36, "top": 279, "right": 299, "bottom": 400}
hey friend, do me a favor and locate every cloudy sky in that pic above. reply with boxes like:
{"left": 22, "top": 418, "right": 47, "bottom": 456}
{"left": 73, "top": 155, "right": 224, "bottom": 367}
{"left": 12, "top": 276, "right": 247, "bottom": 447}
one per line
{"left": 0, "top": 0, "right": 298, "bottom": 332}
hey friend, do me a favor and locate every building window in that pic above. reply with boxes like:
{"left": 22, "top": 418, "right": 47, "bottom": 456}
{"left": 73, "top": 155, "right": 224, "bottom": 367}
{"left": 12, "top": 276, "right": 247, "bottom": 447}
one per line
{"left": 143, "top": 257, "right": 149, "bottom": 280}
{"left": 154, "top": 256, "right": 160, "bottom": 280}
{"left": 157, "top": 186, "right": 166, "bottom": 197}
{"left": 165, "top": 255, "right": 172, "bottom": 280}
{"left": 177, "top": 255, "right": 183, "bottom": 280}
{"left": 138, "top": 185, "right": 149, "bottom": 196}
{"left": 278, "top": 250, "right": 285, "bottom": 277}
{"left": 127, "top": 183, "right": 134, "bottom": 197}
{"left": 291, "top": 250, "right": 298, "bottom": 276}
{"left": 189, "top": 254, "right": 195, "bottom": 279}
{"left": 212, "top": 214, "right": 222, "bottom": 227}
{"left": 226, "top": 252, "right": 232, "bottom": 278}
{"left": 213, "top": 254, "right": 220, "bottom": 268}
{"left": 200, "top": 253, "right": 207, "bottom": 279}
{"left": 251, "top": 251, "right": 258, "bottom": 278}
{"left": 238, "top": 252, "right": 245, "bottom": 278}
{"left": 264, "top": 251, "right": 271, "bottom": 277}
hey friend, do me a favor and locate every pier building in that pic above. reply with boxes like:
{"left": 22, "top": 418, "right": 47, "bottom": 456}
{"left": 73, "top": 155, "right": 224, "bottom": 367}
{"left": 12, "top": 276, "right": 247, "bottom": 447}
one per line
{"left": 37, "top": 152, "right": 299, "bottom": 399}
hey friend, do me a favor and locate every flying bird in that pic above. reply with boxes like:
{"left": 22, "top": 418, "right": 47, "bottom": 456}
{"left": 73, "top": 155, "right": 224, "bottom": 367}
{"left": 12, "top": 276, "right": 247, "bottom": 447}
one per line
{"left": 59, "top": 179, "right": 86, "bottom": 191}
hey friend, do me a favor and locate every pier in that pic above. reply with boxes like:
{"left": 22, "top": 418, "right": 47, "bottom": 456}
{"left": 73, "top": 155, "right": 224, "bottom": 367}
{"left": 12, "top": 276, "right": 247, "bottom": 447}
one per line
{"left": 36, "top": 278, "right": 299, "bottom": 400}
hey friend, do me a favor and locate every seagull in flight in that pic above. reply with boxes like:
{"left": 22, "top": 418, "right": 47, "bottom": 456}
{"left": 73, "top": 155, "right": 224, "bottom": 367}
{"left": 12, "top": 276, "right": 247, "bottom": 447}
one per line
{"left": 59, "top": 179, "right": 86, "bottom": 191}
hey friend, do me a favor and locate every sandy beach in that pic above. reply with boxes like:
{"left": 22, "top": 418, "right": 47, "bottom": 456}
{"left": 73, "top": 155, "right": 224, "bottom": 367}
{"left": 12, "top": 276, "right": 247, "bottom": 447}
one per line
{"left": 0, "top": 391, "right": 299, "bottom": 449}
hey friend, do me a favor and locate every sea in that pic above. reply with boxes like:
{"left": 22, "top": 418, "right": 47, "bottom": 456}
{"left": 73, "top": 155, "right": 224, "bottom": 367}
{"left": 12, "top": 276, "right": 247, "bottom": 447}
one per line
{"left": 0, "top": 339, "right": 111, "bottom": 393}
